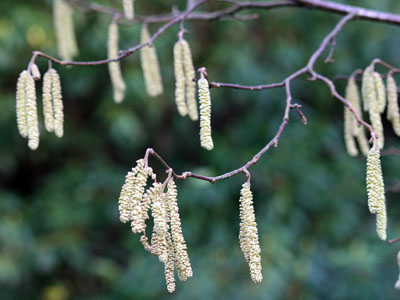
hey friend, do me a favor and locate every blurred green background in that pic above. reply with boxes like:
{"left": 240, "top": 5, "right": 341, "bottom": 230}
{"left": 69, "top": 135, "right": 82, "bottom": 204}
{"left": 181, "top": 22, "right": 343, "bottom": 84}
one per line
{"left": 1, "top": 0, "right": 400, "bottom": 299}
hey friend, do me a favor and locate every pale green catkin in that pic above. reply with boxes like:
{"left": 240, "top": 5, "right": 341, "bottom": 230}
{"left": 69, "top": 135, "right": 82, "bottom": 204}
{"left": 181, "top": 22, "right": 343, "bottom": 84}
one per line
{"left": 239, "top": 182, "right": 262, "bottom": 283}
{"left": 173, "top": 40, "right": 188, "bottom": 116}
{"left": 140, "top": 25, "right": 164, "bottom": 97}
{"left": 395, "top": 251, "right": 400, "bottom": 289}
{"left": 16, "top": 70, "right": 28, "bottom": 138}
{"left": 50, "top": 69, "right": 64, "bottom": 138}
{"left": 361, "top": 66, "right": 373, "bottom": 112}
{"left": 344, "top": 78, "right": 359, "bottom": 156}
{"left": 344, "top": 77, "right": 370, "bottom": 156}
{"left": 373, "top": 72, "right": 386, "bottom": 114}
{"left": 366, "top": 149, "right": 387, "bottom": 240}
{"left": 26, "top": 74, "right": 40, "bottom": 150}
{"left": 122, "top": 0, "right": 134, "bottom": 20}
{"left": 386, "top": 74, "right": 400, "bottom": 136}
{"left": 42, "top": 71, "right": 54, "bottom": 132}
{"left": 107, "top": 21, "right": 126, "bottom": 103}
{"left": 364, "top": 69, "right": 384, "bottom": 149}
{"left": 53, "top": 0, "right": 78, "bottom": 61}
{"left": 181, "top": 39, "right": 198, "bottom": 121}
{"left": 30, "top": 64, "right": 41, "bottom": 80}
{"left": 198, "top": 78, "right": 214, "bottom": 150}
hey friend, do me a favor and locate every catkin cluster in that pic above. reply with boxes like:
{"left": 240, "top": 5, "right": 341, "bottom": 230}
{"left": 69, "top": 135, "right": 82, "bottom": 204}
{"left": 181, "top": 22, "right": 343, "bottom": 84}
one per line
{"left": 122, "top": 0, "right": 134, "bottom": 20}
{"left": 140, "top": 25, "right": 164, "bottom": 97}
{"left": 118, "top": 162, "right": 192, "bottom": 293}
{"left": 16, "top": 66, "right": 64, "bottom": 149}
{"left": 173, "top": 39, "right": 198, "bottom": 120}
{"left": 198, "top": 77, "right": 214, "bottom": 150}
{"left": 238, "top": 182, "right": 263, "bottom": 283}
{"left": 53, "top": 0, "right": 78, "bottom": 61}
{"left": 107, "top": 21, "right": 126, "bottom": 103}
{"left": 343, "top": 77, "right": 369, "bottom": 156}
{"left": 366, "top": 149, "right": 387, "bottom": 241}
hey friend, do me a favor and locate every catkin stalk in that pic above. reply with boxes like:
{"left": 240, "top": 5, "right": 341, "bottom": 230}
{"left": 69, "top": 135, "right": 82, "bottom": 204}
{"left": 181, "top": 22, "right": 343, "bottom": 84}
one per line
{"left": 181, "top": 39, "right": 198, "bottom": 121}
{"left": 198, "top": 78, "right": 214, "bottom": 150}
{"left": 108, "top": 21, "right": 126, "bottom": 103}
{"left": 54, "top": 0, "right": 78, "bottom": 61}
{"left": 140, "top": 25, "right": 164, "bottom": 97}
{"left": 366, "top": 148, "right": 387, "bottom": 240}
{"left": 386, "top": 74, "right": 400, "bottom": 136}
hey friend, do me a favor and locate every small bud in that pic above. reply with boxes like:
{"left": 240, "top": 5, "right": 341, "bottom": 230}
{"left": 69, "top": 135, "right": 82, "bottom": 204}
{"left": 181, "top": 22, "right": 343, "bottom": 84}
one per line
{"left": 30, "top": 64, "right": 41, "bottom": 80}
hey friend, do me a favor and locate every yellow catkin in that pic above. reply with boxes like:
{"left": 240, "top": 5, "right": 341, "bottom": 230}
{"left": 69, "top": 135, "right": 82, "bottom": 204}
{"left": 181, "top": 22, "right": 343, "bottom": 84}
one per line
{"left": 344, "top": 106, "right": 358, "bottom": 157}
{"left": 108, "top": 21, "right": 126, "bottom": 103}
{"left": 164, "top": 236, "right": 176, "bottom": 293}
{"left": 386, "top": 74, "right": 400, "bottom": 136}
{"left": 26, "top": 74, "right": 39, "bottom": 150}
{"left": 239, "top": 182, "right": 262, "bottom": 283}
{"left": 361, "top": 66, "right": 373, "bottom": 112}
{"left": 373, "top": 72, "right": 386, "bottom": 114}
{"left": 366, "top": 149, "right": 387, "bottom": 240}
{"left": 364, "top": 70, "right": 384, "bottom": 149}
{"left": 42, "top": 71, "right": 54, "bottom": 132}
{"left": 140, "top": 25, "right": 163, "bottom": 97}
{"left": 167, "top": 180, "right": 192, "bottom": 281}
{"left": 181, "top": 39, "right": 198, "bottom": 121}
{"left": 30, "top": 64, "right": 41, "bottom": 80}
{"left": 173, "top": 40, "right": 188, "bottom": 116}
{"left": 50, "top": 69, "right": 64, "bottom": 138}
{"left": 53, "top": 0, "right": 78, "bottom": 61}
{"left": 198, "top": 78, "right": 214, "bottom": 150}
{"left": 395, "top": 251, "right": 400, "bottom": 289}
{"left": 16, "top": 70, "right": 28, "bottom": 138}
{"left": 122, "top": 0, "right": 134, "bottom": 20}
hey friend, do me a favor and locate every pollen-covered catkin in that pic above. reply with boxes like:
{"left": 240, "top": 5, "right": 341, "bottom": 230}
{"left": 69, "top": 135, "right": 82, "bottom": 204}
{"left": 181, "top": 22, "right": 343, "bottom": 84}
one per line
{"left": 164, "top": 237, "right": 176, "bottom": 293}
{"left": 26, "top": 74, "right": 40, "bottom": 150}
{"left": 386, "top": 74, "right": 400, "bottom": 136}
{"left": 140, "top": 25, "right": 163, "bottom": 97}
{"left": 42, "top": 71, "right": 54, "bottom": 133}
{"left": 181, "top": 39, "right": 198, "bottom": 121}
{"left": 30, "top": 64, "right": 41, "bottom": 80}
{"left": 366, "top": 148, "right": 387, "bottom": 240}
{"left": 122, "top": 0, "right": 134, "bottom": 20}
{"left": 395, "top": 251, "right": 400, "bottom": 289}
{"left": 50, "top": 69, "right": 64, "bottom": 138}
{"left": 53, "top": 0, "right": 78, "bottom": 61}
{"left": 167, "top": 180, "right": 192, "bottom": 281}
{"left": 173, "top": 40, "right": 188, "bottom": 116}
{"left": 198, "top": 78, "right": 214, "bottom": 150}
{"left": 373, "top": 72, "right": 386, "bottom": 114}
{"left": 16, "top": 70, "right": 28, "bottom": 138}
{"left": 239, "top": 182, "right": 262, "bottom": 283}
{"left": 108, "top": 21, "right": 126, "bottom": 103}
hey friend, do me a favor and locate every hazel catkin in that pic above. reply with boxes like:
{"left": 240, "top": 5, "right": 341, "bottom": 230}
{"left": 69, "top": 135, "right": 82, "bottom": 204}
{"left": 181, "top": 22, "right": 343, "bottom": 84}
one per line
{"left": 386, "top": 74, "right": 400, "bottom": 136}
{"left": 198, "top": 77, "right": 214, "bottom": 150}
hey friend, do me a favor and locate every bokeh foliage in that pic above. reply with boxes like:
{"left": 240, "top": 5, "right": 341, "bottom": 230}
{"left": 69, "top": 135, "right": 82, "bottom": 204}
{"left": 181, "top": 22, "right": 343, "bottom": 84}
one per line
{"left": 1, "top": 0, "right": 400, "bottom": 299}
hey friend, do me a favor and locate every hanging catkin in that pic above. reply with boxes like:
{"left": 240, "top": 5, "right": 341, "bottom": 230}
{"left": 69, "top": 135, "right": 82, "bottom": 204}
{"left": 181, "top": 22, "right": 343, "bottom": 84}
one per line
{"left": 122, "top": 0, "right": 134, "bottom": 20}
{"left": 53, "top": 0, "right": 78, "bottom": 61}
{"left": 42, "top": 71, "right": 54, "bottom": 133}
{"left": 140, "top": 25, "right": 164, "bottom": 97}
{"left": 16, "top": 70, "right": 40, "bottom": 150}
{"left": 164, "top": 237, "right": 176, "bottom": 293}
{"left": 386, "top": 74, "right": 400, "bottom": 136}
{"left": 108, "top": 21, "right": 126, "bottom": 103}
{"left": 181, "top": 39, "right": 198, "bottom": 121}
{"left": 16, "top": 70, "right": 28, "bottom": 138}
{"left": 373, "top": 72, "right": 386, "bottom": 114}
{"left": 167, "top": 180, "right": 192, "bottom": 281}
{"left": 198, "top": 77, "right": 214, "bottom": 150}
{"left": 366, "top": 148, "right": 387, "bottom": 240}
{"left": 239, "top": 182, "right": 262, "bottom": 283}
{"left": 363, "top": 67, "right": 384, "bottom": 149}
{"left": 173, "top": 40, "right": 188, "bottom": 116}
